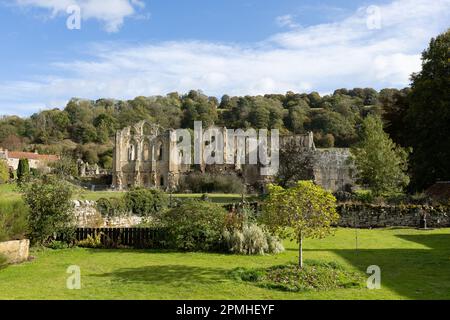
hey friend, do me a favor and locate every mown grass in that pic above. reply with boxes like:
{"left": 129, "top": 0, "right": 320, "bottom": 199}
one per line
{"left": 1, "top": 228, "right": 449, "bottom": 300}
{"left": 1, "top": 183, "right": 251, "bottom": 204}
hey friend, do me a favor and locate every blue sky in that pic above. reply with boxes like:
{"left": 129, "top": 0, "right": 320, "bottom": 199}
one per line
{"left": 0, "top": 0, "right": 449, "bottom": 116}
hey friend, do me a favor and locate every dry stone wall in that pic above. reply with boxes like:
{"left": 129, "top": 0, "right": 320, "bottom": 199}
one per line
{"left": 73, "top": 200, "right": 143, "bottom": 228}
{"left": 337, "top": 204, "right": 450, "bottom": 228}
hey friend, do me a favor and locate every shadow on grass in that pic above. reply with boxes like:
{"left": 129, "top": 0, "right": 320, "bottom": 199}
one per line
{"left": 305, "top": 232, "right": 450, "bottom": 299}
{"left": 93, "top": 264, "right": 227, "bottom": 285}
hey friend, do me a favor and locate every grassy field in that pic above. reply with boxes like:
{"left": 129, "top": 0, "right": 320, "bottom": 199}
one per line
{"left": 0, "top": 183, "right": 250, "bottom": 204}
{"left": 1, "top": 227, "right": 450, "bottom": 300}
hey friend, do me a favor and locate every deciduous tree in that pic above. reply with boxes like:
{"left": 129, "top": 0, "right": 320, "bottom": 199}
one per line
{"left": 262, "top": 181, "right": 338, "bottom": 268}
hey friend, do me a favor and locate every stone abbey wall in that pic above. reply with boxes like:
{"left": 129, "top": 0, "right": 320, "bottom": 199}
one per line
{"left": 313, "top": 149, "right": 356, "bottom": 192}
{"left": 112, "top": 120, "right": 357, "bottom": 192}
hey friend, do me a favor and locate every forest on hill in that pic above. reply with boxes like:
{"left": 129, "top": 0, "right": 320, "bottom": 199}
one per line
{"left": 0, "top": 87, "right": 409, "bottom": 170}
{"left": 0, "top": 28, "right": 448, "bottom": 192}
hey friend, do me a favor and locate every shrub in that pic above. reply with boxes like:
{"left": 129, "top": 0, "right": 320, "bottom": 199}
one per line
{"left": 97, "top": 197, "right": 128, "bottom": 217}
{"left": 231, "top": 261, "right": 364, "bottom": 292}
{"left": 21, "top": 176, "right": 75, "bottom": 245}
{"left": 17, "top": 158, "right": 30, "bottom": 182}
{"left": 223, "top": 223, "right": 284, "bottom": 255}
{"left": 46, "top": 240, "right": 69, "bottom": 250}
{"left": 353, "top": 189, "right": 374, "bottom": 203}
{"left": 0, "top": 201, "right": 29, "bottom": 242}
{"left": 160, "top": 200, "right": 228, "bottom": 251}
{"left": 124, "top": 188, "right": 168, "bottom": 217}
{"left": 179, "top": 172, "right": 245, "bottom": 193}
{"left": 77, "top": 233, "right": 103, "bottom": 249}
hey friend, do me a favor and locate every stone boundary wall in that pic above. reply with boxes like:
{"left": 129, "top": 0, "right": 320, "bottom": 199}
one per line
{"left": 0, "top": 239, "right": 30, "bottom": 264}
{"left": 337, "top": 204, "right": 450, "bottom": 228}
{"left": 73, "top": 200, "right": 143, "bottom": 228}
{"left": 74, "top": 200, "right": 450, "bottom": 229}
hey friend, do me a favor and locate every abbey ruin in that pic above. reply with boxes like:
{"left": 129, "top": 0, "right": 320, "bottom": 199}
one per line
{"left": 112, "top": 121, "right": 356, "bottom": 192}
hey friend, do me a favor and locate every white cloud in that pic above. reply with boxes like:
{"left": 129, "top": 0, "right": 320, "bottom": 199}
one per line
{"left": 1, "top": 0, "right": 450, "bottom": 115}
{"left": 14, "top": 0, "right": 145, "bottom": 32}
{"left": 276, "top": 14, "right": 300, "bottom": 29}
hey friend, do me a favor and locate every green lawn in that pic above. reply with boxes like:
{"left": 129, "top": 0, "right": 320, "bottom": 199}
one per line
{"left": 76, "top": 190, "right": 249, "bottom": 204}
{"left": 1, "top": 227, "right": 450, "bottom": 300}
{"left": 1, "top": 183, "right": 250, "bottom": 204}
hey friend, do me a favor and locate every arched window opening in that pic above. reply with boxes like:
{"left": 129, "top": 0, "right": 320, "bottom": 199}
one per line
{"left": 158, "top": 143, "right": 163, "bottom": 161}
{"left": 143, "top": 142, "right": 150, "bottom": 161}
{"left": 160, "top": 176, "right": 165, "bottom": 187}
{"left": 128, "top": 145, "right": 136, "bottom": 161}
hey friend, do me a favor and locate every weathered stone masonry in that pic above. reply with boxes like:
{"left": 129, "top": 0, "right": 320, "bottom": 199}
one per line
{"left": 112, "top": 120, "right": 357, "bottom": 192}
{"left": 337, "top": 204, "right": 450, "bottom": 228}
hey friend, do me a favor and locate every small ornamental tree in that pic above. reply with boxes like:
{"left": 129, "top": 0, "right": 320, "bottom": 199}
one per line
{"left": 262, "top": 181, "right": 339, "bottom": 268}
{"left": 17, "top": 158, "right": 30, "bottom": 182}
{"left": 21, "top": 176, "right": 75, "bottom": 245}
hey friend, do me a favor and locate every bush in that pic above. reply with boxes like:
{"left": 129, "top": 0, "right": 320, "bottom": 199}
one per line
{"left": 223, "top": 223, "right": 284, "bottom": 255}
{"left": 17, "top": 158, "right": 30, "bottom": 182}
{"left": 46, "top": 240, "right": 69, "bottom": 250}
{"left": 0, "top": 201, "right": 29, "bottom": 242}
{"left": 160, "top": 200, "right": 228, "bottom": 251}
{"left": 353, "top": 190, "right": 374, "bottom": 203}
{"left": 21, "top": 176, "right": 75, "bottom": 245}
{"left": 124, "top": 188, "right": 168, "bottom": 217}
{"left": 97, "top": 197, "right": 128, "bottom": 217}
{"left": 77, "top": 233, "right": 103, "bottom": 249}
{"left": 231, "top": 261, "right": 364, "bottom": 292}
{"left": 179, "top": 173, "right": 245, "bottom": 193}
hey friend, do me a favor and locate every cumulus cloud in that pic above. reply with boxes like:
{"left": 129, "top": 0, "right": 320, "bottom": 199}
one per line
{"left": 2, "top": 0, "right": 450, "bottom": 115}
{"left": 14, "top": 0, "right": 145, "bottom": 32}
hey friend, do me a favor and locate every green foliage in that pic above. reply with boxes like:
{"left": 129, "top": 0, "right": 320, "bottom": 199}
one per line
{"left": 160, "top": 200, "right": 228, "bottom": 251}
{"left": 97, "top": 197, "right": 128, "bottom": 217}
{"left": 262, "top": 181, "right": 338, "bottom": 267}
{"left": 232, "top": 261, "right": 364, "bottom": 292}
{"left": 0, "top": 87, "right": 390, "bottom": 157}
{"left": 21, "top": 176, "right": 75, "bottom": 245}
{"left": 17, "top": 158, "right": 30, "bottom": 182}
{"left": 180, "top": 172, "right": 245, "bottom": 194}
{"left": 0, "top": 160, "right": 9, "bottom": 184}
{"left": 223, "top": 223, "right": 284, "bottom": 255}
{"left": 46, "top": 240, "right": 70, "bottom": 250}
{"left": 406, "top": 29, "right": 450, "bottom": 190}
{"left": 351, "top": 115, "right": 410, "bottom": 196}
{"left": 124, "top": 188, "right": 168, "bottom": 217}
{"left": 77, "top": 233, "right": 103, "bottom": 249}
{"left": 0, "top": 201, "right": 29, "bottom": 242}
{"left": 50, "top": 155, "right": 78, "bottom": 179}
{"left": 276, "top": 140, "right": 314, "bottom": 188}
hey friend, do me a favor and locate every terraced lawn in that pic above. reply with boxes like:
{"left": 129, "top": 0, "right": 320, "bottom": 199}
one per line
{"left": 1, "top": 228, "right": 449, "bottom": 300}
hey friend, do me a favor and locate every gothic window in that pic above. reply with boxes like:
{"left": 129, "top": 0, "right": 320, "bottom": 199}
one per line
{"left": 143, "top": 142, "right": 150, "bottom": 161}
{"left": 128, "top": 144, "right": 136, "bottom": 161}
{"left": 157, "top": 142, "right": 163, "bottom": 161}
{"left": 160, "top": 176, "right": 165, "bottom": 187}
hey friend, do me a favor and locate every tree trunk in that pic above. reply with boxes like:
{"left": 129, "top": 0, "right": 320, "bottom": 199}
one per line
{"left": 298, "top": 233, "right": 303, "bottom": 269}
